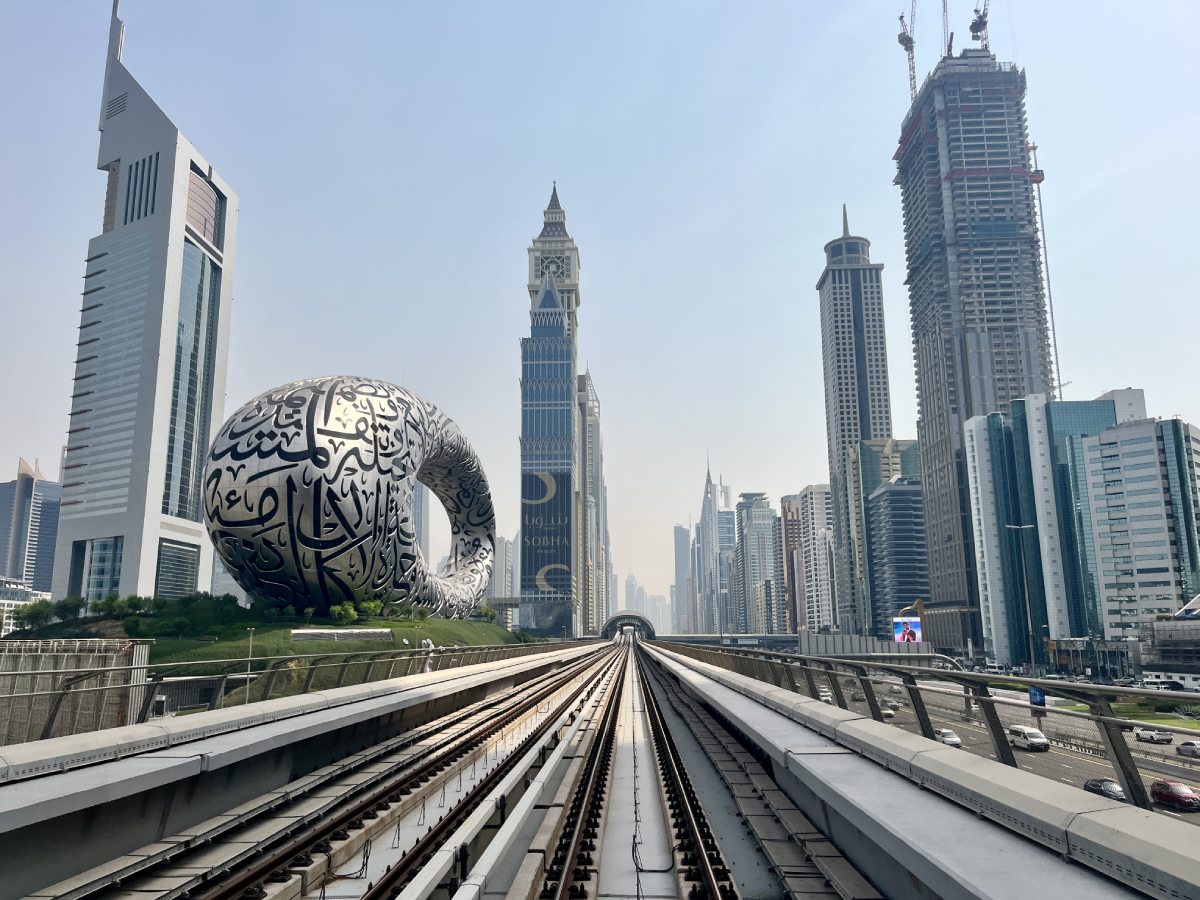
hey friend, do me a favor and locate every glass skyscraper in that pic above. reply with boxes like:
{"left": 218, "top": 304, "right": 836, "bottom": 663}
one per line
{"left": 964, "top": 390, "right": 1145, "bottom": 666}
{"left": 52, "top": 4, "right": 237, "bottom": 605}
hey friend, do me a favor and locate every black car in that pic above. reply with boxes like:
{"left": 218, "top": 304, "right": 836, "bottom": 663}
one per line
{"left": 1083, "top": 778, "right": 1127, "bottom": 802}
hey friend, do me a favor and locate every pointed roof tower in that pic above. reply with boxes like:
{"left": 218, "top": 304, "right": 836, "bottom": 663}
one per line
{"left": 535, "top": 271, "right": 562, "bottom": 309}
{"left": 842, "top": 203, "right": 850, "bottom": 238}
{"left": 539, "top": 182, "right": 569, "bottom": 238}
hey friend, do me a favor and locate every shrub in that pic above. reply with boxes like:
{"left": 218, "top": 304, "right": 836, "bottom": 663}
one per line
{"left": 122, "top": 616, "right": 142, "bottom": 636}
{"left": 330, "top": 604, "right": 358, "bottom": 624}
{"left": 358, "top": 600, "right": 382, "bottom": 617}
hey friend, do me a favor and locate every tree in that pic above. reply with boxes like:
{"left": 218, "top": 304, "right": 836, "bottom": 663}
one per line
{"left": 358, "top": 600, "right": 382, "bottom": 617}
{"left": 14, "top": 600, "right": 55, "bottom": 631}
{"left": 303, "top": 607, "right": 316, "bottom": 624}
{"left": 53, "top": 597, "right": 86, "bottom": 621}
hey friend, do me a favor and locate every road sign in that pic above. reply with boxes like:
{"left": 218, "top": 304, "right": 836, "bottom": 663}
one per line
{"left": 1029, "top": 686, "right": 1046, "bottom": 707}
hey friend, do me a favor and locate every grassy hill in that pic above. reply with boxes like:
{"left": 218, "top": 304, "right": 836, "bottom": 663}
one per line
{"left": 6, "top": 616, "right": 521, "bottom": 666}
{"left": 151, "top": 618, "right": 519, "bottom": 666}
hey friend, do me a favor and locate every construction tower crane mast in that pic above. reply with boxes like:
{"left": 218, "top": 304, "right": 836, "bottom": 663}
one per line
{"left": 898, "top": 2, "right": 917, "bottom": 102}
{"left": 970, "top": 0, "right": 990, "bottom": 50}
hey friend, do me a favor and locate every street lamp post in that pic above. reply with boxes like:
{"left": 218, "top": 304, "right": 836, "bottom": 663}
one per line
{"left": 1004, "top": 524, "right": 1040, "bottom": 676}
{"left": 244, "top": 627, "right": 256, "bottom": 705}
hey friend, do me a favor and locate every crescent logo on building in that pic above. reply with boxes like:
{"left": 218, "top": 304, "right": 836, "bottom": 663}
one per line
{"left": 535, "top": 563, "right": 570, "bottom": 592}
{"left": 522, "top": 471, "right": 557, "bottom": 505}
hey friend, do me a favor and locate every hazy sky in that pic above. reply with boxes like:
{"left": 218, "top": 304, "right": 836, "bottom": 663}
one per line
{"left": 2, "top": 2, "right": 1197, "bottom": 601}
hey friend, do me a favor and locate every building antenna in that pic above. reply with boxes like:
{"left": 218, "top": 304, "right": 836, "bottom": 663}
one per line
{"left": 898, "top": 2, "right": 917, "bottom": 102}
{"left": 1028, "top": 143, "right": 1063, "bottom": 399}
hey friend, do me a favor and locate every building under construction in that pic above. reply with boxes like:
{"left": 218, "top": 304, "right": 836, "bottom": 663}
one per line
{"left": 895, "top": 46, "right": 1053, "bottom": 654}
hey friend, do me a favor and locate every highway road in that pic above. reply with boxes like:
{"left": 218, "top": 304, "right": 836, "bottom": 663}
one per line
{"left": 839, "top": 686, "right": 1200, "bottom": 826}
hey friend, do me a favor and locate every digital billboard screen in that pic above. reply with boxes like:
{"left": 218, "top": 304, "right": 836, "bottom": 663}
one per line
{"left": 893, "top": 616, "right": 922, "bottom": 643}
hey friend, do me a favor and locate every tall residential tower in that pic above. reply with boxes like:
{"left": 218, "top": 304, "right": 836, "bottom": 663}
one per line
{"left": 896, "top": 48, "right": 1052, "bottom": 651}
{"left": 817, "top": 208, "right": 893, "bottom": 635}
{"left": 52, "top": 4, "right": 238, "bottom": 604}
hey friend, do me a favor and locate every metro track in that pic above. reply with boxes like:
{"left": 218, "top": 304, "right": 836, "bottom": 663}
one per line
{"left": 49, "top": 646, "right": 619, "bottom": 900}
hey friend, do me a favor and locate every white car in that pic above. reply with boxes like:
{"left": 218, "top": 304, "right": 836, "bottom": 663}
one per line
{"left": 933, "top": 728, "right": 962, "bottom": 747}
{"left": 1133, "top": 727, "right": 1174, "bottom": 745}
{"left": 881, "top": 707, "right": 897, "bottom": 719}
{"left": 818, "top": 690, "right": 834, "bottom": 704}
{"left": 1176, "top": 740, "right": 1200, "bottom": 758}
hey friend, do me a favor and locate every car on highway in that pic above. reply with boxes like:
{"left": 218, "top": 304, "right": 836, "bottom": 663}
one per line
{"left": 888, "top": 684, "right": 904, "bottom": 695}
{"left": 1083, "top": 778, "right": 1127, "bottom": 802}
{"left": 881, "top": 707, "right": 897, "bottom": 719}
{"left": 1133, "top": 727, "right": 1174, "bottom": 744}
{"left": 1150, "top": 780, "right": 1200, "bottom": 811}
{"left": 884, "top": 699, "right": 902, "bottom": 712}
{"left": 818, "top": 689, "right": 834, "bottom": 704}
{"left": 933, "top": 728, "right": 962, "bottom": 747}
{"left": 850, "top": 690, "right": 867, "bottom": 702}
{"left": 1176, "top": 740, "right": 1200, "bottom": 758}
{"left": 1007, "top": 725, "right": 1050, "bottom": 751}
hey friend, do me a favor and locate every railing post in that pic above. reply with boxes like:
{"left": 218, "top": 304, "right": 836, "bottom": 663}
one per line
{"left": 1089, "top": 699, "right": 1153, "bottom": 810}
{"left": 818, "top": 662, "right": 848, "bottom": 708}
{"left": 900, "top": 672, "right": 935, "bottom": 739}
{"left": 304, "top": 656, "right": 332, "bottom": 692}
{"left": 41, "top": 680, "right": 72, "bottom": 739}
{"left": 973, "top": 685, "right": 1018, "bottom": 767}
{"left": 136, "top": 675, "right": 165, "bottom": 725}
{"left": 260, "top": 660, "right": 292, "bottom": 700}
{"left": 798, "top": 662, "right": 821, "bottom": 698}
{"left": 335, "top": 654, "right": 360, "bottom": 688}
{"left": 208, "top": 674, "right": 229, "bottom": 710}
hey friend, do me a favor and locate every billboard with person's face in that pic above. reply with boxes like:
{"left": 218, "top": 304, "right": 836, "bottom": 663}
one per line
{"left": 893, "top": 617, "right": 922, "bottom": 643}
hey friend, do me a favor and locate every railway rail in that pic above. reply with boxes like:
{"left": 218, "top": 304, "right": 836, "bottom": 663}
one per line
{"left": 41, "top": 646, "right": 618, "bottom": 900}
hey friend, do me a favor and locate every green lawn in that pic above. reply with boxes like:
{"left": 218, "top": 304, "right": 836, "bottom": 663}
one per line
{"left": 150, "top": 618, "right": 519, "bottom": 666}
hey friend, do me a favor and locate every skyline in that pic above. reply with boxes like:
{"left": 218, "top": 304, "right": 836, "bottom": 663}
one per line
{"left": 3, "top": 2, "right": 1198, "bottom": 601}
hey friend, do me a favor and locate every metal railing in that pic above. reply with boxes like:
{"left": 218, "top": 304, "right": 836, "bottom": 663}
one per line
{"left": 0, "top": 642, "right": 572, "bottom": 745}
{"left": 655, "top": 641, "right": 1200, "bottom": 819}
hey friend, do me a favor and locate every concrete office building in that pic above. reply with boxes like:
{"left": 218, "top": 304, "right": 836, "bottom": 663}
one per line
{"left": 867, "top": 476, "right": 929, "bottom": 636}
{"left": 895, "top": 47, "right": 1053, "bottom": 652}
{"left": 0, "top": 460, "right": 62, "bottom": 594}
{"left": 844, "top": 439, "right": 920, "bottom": 636}
{"left": 964, "top": 390, "right": 1145, "bottom": 666}
{"left": 780, "top": 495, "right": 804, "bottom": 631}
{"left": 672, "top": 524, "right": 692, "bottom": 633}
{"left": 817, "top": 208, "right": 894, "bottom": 636}
{"left": 53, "top": 4, "right": 238, "bottom": 605}
{"left": 576, "top": 372, "right": 610, "bottom": 635}
{"left": 1083, "top": 418, "right": 1200, "bottom": 640}
{"left": 519, "top": 186, "right": 581, "bottom": 636}
{"left": 792, "top": 486, "right": 836, "bottom": 630}
{"left": 487, "top": 535, "right": 515, "bottom": 600}
{"left": 732, "top": 494, "right": 786, "bottom": 634}
{"left": 412, "top": 483, "right": 432, "bottom": 564}
{"left": 0, "top": 577, "right": 51, "bottom": 637}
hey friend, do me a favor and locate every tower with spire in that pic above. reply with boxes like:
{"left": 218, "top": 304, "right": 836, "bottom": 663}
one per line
{"left": 52, "top": 2, "right": 238, "bottom": 607}
{"left": 816, "top": 207, "right": 893, "bottom": 635}
{"left": 519, "top": 186, "right": 584, "bottom": 637}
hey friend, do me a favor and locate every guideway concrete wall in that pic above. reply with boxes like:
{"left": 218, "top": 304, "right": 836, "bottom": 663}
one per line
{"left": 0, "top": 643, "right": 599, "bottom": 899}
{"left": 644, "top": 643, "right": 1198, "bottom": 900}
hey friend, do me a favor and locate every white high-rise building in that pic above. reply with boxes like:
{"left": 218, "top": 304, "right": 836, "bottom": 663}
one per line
{"left": 52, "top": 4, "right": 238, "bottom": 604}
{"left": 792, "top": 485, "right": 836, "bottom": 630}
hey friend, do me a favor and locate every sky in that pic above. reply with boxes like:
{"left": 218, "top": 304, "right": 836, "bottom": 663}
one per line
{"left": 2, "top": 2, "right": 1198, "bottom": 603}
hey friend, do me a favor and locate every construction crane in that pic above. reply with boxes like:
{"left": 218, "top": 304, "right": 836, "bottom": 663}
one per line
{"left": 970, "top": 0, "right": 990, "bottom": 50}
{"left": 942, "top": 0, "right": 951, "bottom": 56}
{"left": 898, "top": 2, "right": 917, "bottom": 102}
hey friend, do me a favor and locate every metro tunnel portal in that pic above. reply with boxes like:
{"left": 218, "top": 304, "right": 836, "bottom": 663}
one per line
{"left": 600, "top": 609, "right": 656, "bottom": 639}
